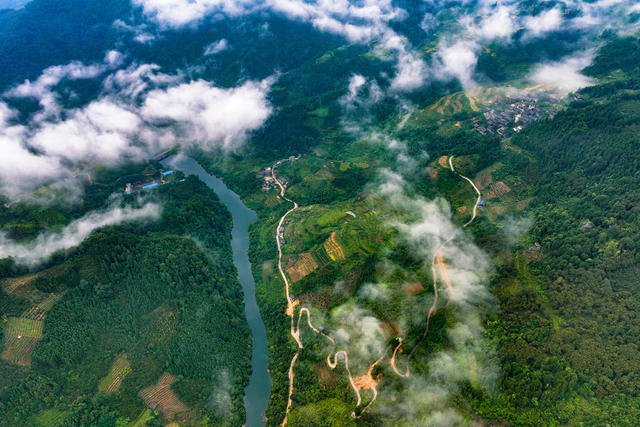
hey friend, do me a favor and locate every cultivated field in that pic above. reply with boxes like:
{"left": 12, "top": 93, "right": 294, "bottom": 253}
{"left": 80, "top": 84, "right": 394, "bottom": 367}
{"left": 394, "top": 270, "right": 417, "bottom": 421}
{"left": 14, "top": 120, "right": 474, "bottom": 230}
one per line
{"left": 1, "top": 317, "right": 44, "bottom": 366}
{"left": 286, "top": 252, "right": 319, "bottom": 282}
{"left": 323, "top": 232, "right": 345, "bottom": 261}
{"left": 139, "top": 373, "right": 189, "bottom": 421}
{"left": 98, "top": 354, "right": 132, "bottom": 393}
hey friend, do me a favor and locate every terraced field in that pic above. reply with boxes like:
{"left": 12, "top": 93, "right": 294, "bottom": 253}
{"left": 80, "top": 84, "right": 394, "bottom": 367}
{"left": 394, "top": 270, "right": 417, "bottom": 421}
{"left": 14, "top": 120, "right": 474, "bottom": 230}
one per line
{"left": 1, "top": 275, "right": 64, "bottom": 366}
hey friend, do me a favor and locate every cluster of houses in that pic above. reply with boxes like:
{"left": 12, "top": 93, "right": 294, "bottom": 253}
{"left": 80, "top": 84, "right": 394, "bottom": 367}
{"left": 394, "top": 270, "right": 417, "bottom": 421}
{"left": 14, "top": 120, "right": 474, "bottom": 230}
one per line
{"left": 256, "top": 167, "right": 277, "bottom": 190}
{"left": 124, "top": 170, "right": 174, "bottom": 195}
{"left": 278, "top": 225, "right": 285, "bottom": 245}
{"left": 474, "top": 97, "right": 555, "bottom": 137}
{"left": 256, "top": 155, "right": 299, "bottom": 190}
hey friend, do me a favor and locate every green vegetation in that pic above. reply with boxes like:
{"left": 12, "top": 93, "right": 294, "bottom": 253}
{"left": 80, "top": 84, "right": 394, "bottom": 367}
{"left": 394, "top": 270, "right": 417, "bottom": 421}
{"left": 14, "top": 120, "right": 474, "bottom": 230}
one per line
{"left": 195, "top": 32, "right": 640, "bottom": 426}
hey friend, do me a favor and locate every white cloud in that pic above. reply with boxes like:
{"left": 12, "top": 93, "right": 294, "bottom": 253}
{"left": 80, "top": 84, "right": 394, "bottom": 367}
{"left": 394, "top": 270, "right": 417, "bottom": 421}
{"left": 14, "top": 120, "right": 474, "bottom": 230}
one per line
{"left": 386, "top": 35, "right": 429, "bottom": 92}
{"left": 112, "top": 19, "right": 156, "bottom": 44}
{"left": 434, "top": 40, "right": 479, "bottom": 89}
{"left": 132, "top": 0, "right": 257, "bottom": 28}
{"left": 141, "top": 79, "right": 272, "bottom": 151}
{"left": 421, "top": 13, "right": 437, "bottom": 34}
{"left": 348, "top": 74, "right": 367, "bottom": 97}
{"left": 476, "top": 4, "right": 517, "bottom": 41}
{"left": 0, "top": 201, "right": 161, "bottom": 266}
{"left": 0, "top": 57, "right": 273, "bottom": 200}
{"left": 524, "top": 7, "right": 563, "bottom": 36}
{"left": 30, "top": 100, "right": 143, "bottom": 164}
{"left": 340, "top": 75, "right": 385, "bottom": 132}
{"left": 312, "top": 169, "right": 495, "bottom": 421}
{"left": 133, "top": 0, "right": 429, "bottom": 93}
{"left": 529, "top": 54, "right": 596, "bottom": 94}
{"left": 5, "top": 51, "right": 122, "bottom": 119}
{"left": 0, "top": 103, "right": 65, "bottom": 197}
{"left": 131, "top": 0, "right": 405, "bottom": 53}
{"left": 204, "top": 39, "right": 229, "bottom": 55}
{"left": 268, "top": 0, "right": 404, "bottom": 43}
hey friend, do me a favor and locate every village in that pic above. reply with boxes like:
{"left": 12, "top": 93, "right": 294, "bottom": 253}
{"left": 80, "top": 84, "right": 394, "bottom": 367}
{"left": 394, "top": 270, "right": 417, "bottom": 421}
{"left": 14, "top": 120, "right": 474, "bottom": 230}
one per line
{"left": 474, "top": 95, "right": 558, "bottom": 137}
{"left": 255, "top": 155, "right": 300, "bottom": 191}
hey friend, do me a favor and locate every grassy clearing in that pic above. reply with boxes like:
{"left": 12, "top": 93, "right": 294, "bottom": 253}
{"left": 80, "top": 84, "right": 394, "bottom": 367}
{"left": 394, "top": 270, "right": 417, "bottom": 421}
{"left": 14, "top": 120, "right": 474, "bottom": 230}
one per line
{"left": 139, "top": 373, "right": 189, "bottom": 421}
{"left": 310, "top": 106, "right": 329, "bottom": 117}
{"left": 98, "top": 354, "right": 132, "bottom": 393}
{"left": 32, "top": 408, "right": 68, "bottom": 426}
{"left": 130, "top": 409, "right": 154, "bottom": 427}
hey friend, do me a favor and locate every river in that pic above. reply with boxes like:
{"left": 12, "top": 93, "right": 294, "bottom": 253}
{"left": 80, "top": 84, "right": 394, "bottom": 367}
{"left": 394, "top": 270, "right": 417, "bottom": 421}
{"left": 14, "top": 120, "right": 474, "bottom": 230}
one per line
{"left": 163, "top": 155, "right": 271, "bottom": 427}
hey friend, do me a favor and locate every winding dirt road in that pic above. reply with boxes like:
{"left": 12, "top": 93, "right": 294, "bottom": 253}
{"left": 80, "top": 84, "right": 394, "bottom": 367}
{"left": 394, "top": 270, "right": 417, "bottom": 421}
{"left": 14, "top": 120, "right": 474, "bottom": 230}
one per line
{"left": 274, "top": 155, "right": 482, "bottom": 424}
{"left": 408, "top": 155, "right": 482, "bottom": 356}
{"left": 449, "top": 155, "right": 482, "bottom": 226}
{"left": 273, "top": 159, "right": 383, "bottom": 424}
{"left": 272, "top": 159, "right": 302, "bottom": 426}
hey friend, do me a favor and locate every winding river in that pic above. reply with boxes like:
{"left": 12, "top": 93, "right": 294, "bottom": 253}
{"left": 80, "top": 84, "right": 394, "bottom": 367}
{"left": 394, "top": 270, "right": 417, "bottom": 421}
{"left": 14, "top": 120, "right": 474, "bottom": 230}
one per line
{"left": 164, "top": 155, "right": 271, "bottom": 427}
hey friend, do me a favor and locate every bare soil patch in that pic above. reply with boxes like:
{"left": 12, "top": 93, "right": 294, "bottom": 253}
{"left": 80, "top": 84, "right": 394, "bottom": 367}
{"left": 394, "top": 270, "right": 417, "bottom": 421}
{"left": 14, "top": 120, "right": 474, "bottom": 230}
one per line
{"left": 286, "top": 253, "right": 319, "bottom": 282}
{"left": 404, "top": 282, "right": 424, "bottom": 297}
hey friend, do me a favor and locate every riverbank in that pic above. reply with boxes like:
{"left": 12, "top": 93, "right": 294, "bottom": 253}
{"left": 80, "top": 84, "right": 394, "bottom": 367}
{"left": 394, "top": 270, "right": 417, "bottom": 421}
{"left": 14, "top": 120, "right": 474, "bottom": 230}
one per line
{"left": 164, "top": 155, "right": 271, "bottom": 427}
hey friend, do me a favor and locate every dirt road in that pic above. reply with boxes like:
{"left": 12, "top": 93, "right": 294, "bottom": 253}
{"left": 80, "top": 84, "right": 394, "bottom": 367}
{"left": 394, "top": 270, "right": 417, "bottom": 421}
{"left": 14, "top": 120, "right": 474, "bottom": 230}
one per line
{"left": 409, "top": 155, "right": 482, "bottom": 357}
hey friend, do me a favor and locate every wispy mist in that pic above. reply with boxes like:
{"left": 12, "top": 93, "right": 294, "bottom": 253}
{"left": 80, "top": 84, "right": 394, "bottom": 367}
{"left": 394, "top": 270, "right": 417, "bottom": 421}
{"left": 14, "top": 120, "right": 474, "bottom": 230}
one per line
{"left": 0, "top": 201, "right": 161, "bottom": 266}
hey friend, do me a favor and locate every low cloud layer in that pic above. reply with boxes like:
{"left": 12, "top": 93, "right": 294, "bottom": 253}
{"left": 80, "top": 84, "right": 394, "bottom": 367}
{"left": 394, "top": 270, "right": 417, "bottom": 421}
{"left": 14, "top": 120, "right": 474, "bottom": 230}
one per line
{"left": 0, "top": 54, "right": 272, "bottom": 200}
{"left": 524, "top": 8, "right": 563, "bottom": 36}
{"left": 529, "top": 54, "right": 596, "bottom": 94}
{"left": 132, "top": 0, "right": 257, "bottom": 28}
{"left": 434, "top": 40, "right": 479, "bottom": 89}
{"left": 374, "top": 171, "right": 494, "bottom": 423}
{"left": 134, "top": 0, "right": 402, "bottom": 42}
{"left": 129, "top": 0, "right": 640, "bottom": 94}
{"left": 427, "top": 0, "right": 640, "bottom": 89}
{"left": 0, "top": 201, "right": 161, "bottom": 266}
{"left": 133, "top": 0, "right": 427, "bottom": 92}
